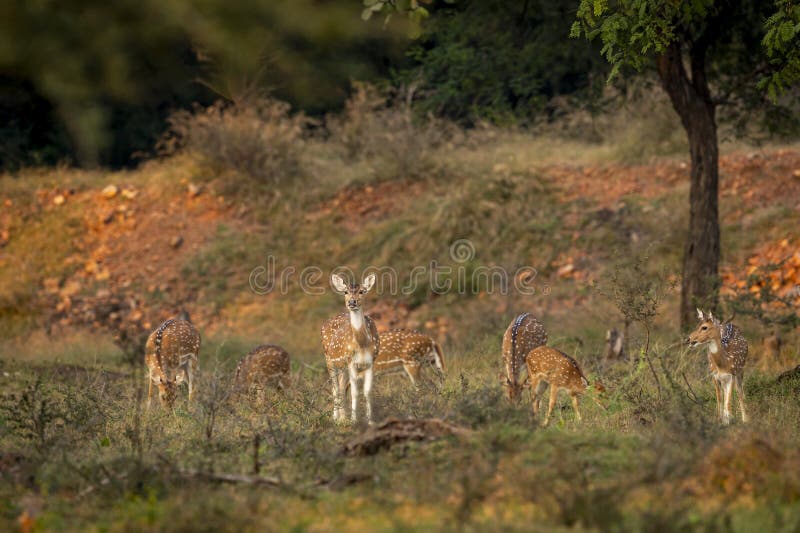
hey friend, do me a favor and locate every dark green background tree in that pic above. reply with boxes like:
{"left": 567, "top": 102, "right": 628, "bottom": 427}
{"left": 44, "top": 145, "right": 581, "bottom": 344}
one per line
{"left": 376, "top": 0, "right": 799, "bottom": 329}
{"left": 0, "top": 0, "right": 407, "bottom": 168}
{"left": 571, "top": 0, "right": 800, "bottom": 329}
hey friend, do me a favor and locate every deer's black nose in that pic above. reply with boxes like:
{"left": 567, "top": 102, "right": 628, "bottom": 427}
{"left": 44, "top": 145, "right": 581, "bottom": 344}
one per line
{"left": 348, "top": 299, "right": 357, "bottom": 307}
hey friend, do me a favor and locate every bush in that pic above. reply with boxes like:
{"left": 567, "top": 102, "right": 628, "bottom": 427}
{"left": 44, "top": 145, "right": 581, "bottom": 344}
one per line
{"left": 160, "top": 98, "right": 309, "bottom": 188}
{"left": 326, "top": 82, "right": 459, "bottom": 181}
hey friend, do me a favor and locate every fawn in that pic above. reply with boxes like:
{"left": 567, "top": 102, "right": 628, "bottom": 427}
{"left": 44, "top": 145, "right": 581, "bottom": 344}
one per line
{"left": 526, "top": 345, "right": 604, "bottom": 426}
{"left": 687, "top": 309, "right": 749, "bottom": 425}
{"left": 144, "top": 317, "right": 200, "bottom": 408}
{"left": 321, "top": 273, "right": 379, "bottom": 424}
{"left": 370, "top": 329, "right": 445, "bottom": 388}
{"left": 501, "top": 313, "right": 548, "bottom": 402}
{"left": 234, "top": 344, "right": 291, "bottom": 394}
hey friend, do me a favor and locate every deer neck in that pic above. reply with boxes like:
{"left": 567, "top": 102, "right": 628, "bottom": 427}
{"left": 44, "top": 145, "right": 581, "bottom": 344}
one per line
{"left": 707, "top": 328, "right": 727, "bottom": 369}
{"left": 349, "top": 308, "right": 371, "bottom": 347}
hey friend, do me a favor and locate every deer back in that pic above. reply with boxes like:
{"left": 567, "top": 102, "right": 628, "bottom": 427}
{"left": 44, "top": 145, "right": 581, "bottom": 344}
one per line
{"left": 235, "top": 344, "right": 291, "bottom": 386}
{"left": 376, "top": 329, "right": 436, "bottom": 366}
{"left": 526, "top": 345, "right": 588, "bottom": 392}
{"left": 502, "top": 313, "right": 547, "bottom": 377}
{"left": 718, "top": 322, "right": 748, "bottom": 375}
{"left": 145, "top": 319, "right": 200, "bottom": 377}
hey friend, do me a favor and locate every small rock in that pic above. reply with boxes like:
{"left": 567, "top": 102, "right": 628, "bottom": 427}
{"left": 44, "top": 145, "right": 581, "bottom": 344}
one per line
{"left": 121, "top": 188, "right": 138, "bottom": 199}
{"left": 557, "top": 263, "right": 575, "bottom": 278}
{"left": 43, "top": 278, "right": 61, "bottom": 294}
{"left": 492, "top": 163, "right": 511, "bottom": 175}
{"left": 60, "top": 280, "right": 81, "bottom": 297}
{"left": 792, "top": 169, "right": 800, "bottom": 178}
{"left": 102, "top": 185, "right": 119, "bottom": 199}
{"left": 188, "top": 183, "right": 201, "bottom": 197}
{"left": 170, "top": 235, "right": 184, "bottom": 249}
{"left": 53, "top": 194, "right": 65, "bottom": 206}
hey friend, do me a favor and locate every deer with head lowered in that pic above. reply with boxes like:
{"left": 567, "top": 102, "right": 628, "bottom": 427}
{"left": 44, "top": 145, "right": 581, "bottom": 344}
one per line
{"left": 234, "top": 344, "right": 291, "bottom": 395}
{"left": 687, "top": 309, "right": 749, "bottom": 425}
{"left": 363, "top": 329, "right": 445, "bottom": 389}
{"left": 321, "top": 273, "right": 379, "bottom": 424}
{"left": 526, "top": 345, "right": 605, "bottom": 426}
{"left": 144, "top": 317, "right": 200, "bottom": 408}
{"left": 500, "top": 313, "right": 548, "bottom": 403}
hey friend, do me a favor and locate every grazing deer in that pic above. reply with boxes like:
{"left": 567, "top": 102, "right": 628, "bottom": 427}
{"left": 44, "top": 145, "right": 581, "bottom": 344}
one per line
{"left": 526, "top": 345, "right": 604, "bottom": 426}
{"left": 371, "top": 329, "right": 445, "bottom": 388}
{"left": 321, "top": 273, "right": 379, "bottom": 424}
{"left": 500, "top": 313, "right": 548, "bottom": 402}
{"left": 234, "top": 344, "right": 291, "bottom": 394}
{"left": 144, "top": 318, "right": 200, "bottom": 408}
{"left": 687, "top": 309, "right": 749, "bottom": 425}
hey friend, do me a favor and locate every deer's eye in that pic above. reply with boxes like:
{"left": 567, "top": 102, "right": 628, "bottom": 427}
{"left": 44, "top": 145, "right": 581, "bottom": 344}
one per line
{"left": 359, "top": 289, "right": 366, "bottom": 294}
{"left": 701, "top": 326, "right": 707, "bottom": 330}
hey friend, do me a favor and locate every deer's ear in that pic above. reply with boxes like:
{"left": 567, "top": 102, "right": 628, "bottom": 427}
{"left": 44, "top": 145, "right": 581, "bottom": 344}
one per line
{"left": 331, "top": 273, "right": 348, "bottom": 293}
{"left": 696, "top": 308, "right": 705, "bottom": 320}
{"left": 361, "top": 273, "right": 376, "bottom": 293}
{"left": 709, "top": 312, "right": 719, "bottom": 325}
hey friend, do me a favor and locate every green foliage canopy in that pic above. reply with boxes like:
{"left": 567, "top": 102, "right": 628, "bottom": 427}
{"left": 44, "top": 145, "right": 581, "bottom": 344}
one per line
{"left": 394, "top": 0, "right": 610, "bottom": 125}
{"left": 0, "top": 0, "right": 407, "bottom": 168}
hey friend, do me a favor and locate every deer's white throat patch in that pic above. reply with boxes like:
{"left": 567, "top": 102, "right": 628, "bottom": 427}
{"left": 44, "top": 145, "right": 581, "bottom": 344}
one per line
{"left": 709, "top": 341, "right": 719, "bottom": 354}
{"left": 349, "top": 309, "right": 364, "bottom": 331}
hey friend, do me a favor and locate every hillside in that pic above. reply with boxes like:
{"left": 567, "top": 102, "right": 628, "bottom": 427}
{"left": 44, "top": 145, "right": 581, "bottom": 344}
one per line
{"left": 1, "top": 140, "right": 798, "bottom": 365}
{"left": 1, "top": 132, "right": 800, "bottom": 531}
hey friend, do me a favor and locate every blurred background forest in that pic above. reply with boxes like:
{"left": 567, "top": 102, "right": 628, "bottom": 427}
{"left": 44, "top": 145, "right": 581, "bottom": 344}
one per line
{"left": 2, "top": 2, "right": 800, "bottom": 531}
{"left": 0, "top": 0, "right": 660, "bottom": 170}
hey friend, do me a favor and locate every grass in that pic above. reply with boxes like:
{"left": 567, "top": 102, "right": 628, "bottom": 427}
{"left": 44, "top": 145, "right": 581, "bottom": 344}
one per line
{"left": 1, "top": 90, "right": 800, "bottom": 530}
{"left": 1, "top": 339, "right": 799, "bottom": 531}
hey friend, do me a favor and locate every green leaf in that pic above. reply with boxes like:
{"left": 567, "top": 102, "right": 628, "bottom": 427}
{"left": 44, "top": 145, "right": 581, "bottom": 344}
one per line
{"left": 361, "top": 7, "right": 374, "bottom": 21}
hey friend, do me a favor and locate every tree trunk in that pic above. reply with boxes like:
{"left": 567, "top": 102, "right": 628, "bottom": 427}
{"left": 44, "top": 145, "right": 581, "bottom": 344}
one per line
{"left": 657, "top": 42, "right": 720, "bottom": 330}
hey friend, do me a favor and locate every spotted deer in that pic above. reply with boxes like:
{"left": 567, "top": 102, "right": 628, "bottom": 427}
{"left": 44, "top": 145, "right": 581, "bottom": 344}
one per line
{"left": 234, "top": 344, "right": 291, "bottom": 394}
{"left": 687, "top": 309, "right": 749, "bottom": 425}
{"left": 144, "top": 318, "right": 200, "bottom": 408}
{"left": 321, "top": 273, "right": 379, "bottom": 424}
{"left": 500, "top": 313, "right": 548, "bottom": 402}
{"left": 370, "top": 329, "right": 445, "bottom": 388}
{"left": 526, "top": 345, "right": 605, "bottom": 426}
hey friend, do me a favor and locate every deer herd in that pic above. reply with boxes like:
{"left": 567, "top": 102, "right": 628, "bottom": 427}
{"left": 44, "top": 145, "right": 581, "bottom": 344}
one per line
{"left": 145, "top": 272, "right": 751, "bottom": 427}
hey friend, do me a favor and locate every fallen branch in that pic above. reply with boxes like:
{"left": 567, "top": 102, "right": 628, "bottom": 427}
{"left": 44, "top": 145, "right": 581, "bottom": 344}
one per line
{"left": 175, "top": 469, "right": 282, "bottom": 487}
{"left": 776, "top": 364, "right": 800, "bottom": 384}
{"left": 342, "top": 417, "right": 472, "bottom": 457}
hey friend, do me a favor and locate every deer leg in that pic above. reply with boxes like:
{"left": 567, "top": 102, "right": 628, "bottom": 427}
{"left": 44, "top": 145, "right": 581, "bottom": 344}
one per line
{"left": 363, "top": 366, "right": 374, "bottom": 426}
{"left": 571, "top": 393, "right": 582, "bottom": 422}
{"left": 331, "top": 369, "right": 344, "bottom": 422}
{"left": 349, "top": 364, "right": 360, "bottom": 423}
{"left": 543, "top": 386, "right": 558, "bottom": 427}
{"left": 147, "top": 371, "right": 154, "bottom": 409}
{"left": 531, "top": 379, "right": 546, "bottom": 417}
{"left": 403, "top": 364, "right": 420, "bottom": 389}
{"left": 185, "top": 364, "right": 194, "bottom": 402}
{"left": 712, "top": 376, "right": 722, "bottom": 421}
{"left": 721, "top": 375, "right": 733, "bottom": 425}
{"left": 735, "top": 374, "right": 748, "bottom": 423}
